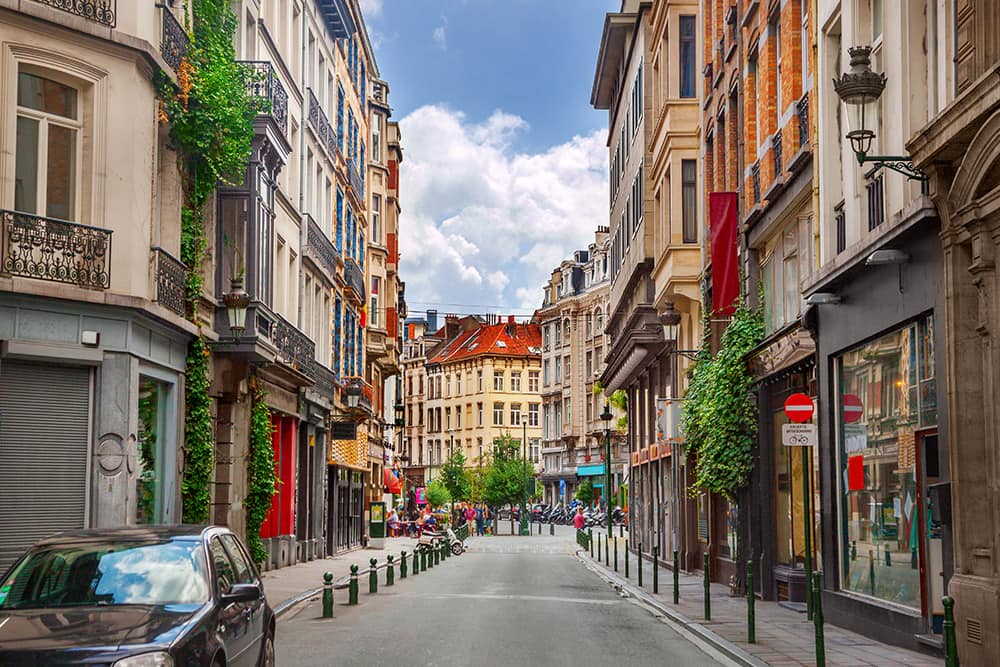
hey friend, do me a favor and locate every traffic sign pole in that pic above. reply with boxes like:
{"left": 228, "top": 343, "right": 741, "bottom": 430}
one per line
{"left": 785, "top": 392, "right": 815, "bottom": 619}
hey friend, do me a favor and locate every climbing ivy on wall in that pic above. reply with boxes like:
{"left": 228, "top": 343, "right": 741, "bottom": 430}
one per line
{"left": 246, "top": 386, "right": 277, "bottom": 565}
{"left": 157, "top": 0, "right": 256, "bottom": 523}
{"left": 681, "top": 295, "right": 764, "bottom": 498}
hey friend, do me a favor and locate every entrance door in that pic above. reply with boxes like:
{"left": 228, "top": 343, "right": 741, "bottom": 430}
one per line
{"left": 0, "top": 361, "right": 91, "bottom": 570}
{"left": 917, "top": 430, "right": 943, "bottom": 627}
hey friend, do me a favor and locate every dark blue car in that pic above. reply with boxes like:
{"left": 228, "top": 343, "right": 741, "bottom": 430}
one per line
{"left": 0, "top": 525, "right": 274, "bottom": 666}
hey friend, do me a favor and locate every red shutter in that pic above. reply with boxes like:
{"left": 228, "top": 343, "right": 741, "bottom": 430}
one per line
{"left": 386, "top": 232, "right": 398, "bottom": 266}
{"left": 388, "top": 160, "right": 398, "bottom": 190}
{"left": 387, "top": 307, "right": 398, "bottom": 339}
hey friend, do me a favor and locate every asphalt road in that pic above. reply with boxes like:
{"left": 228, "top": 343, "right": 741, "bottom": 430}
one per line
{"left": 275, "top": 531, "right": 727, "bottom": 667}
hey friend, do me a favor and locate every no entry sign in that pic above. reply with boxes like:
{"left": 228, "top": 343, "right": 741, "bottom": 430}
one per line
{"left": 842, "top": 393, "right": 863, "bottom": 423}
{"left": 784, "top": 393, "right": 815, "bottom": 423}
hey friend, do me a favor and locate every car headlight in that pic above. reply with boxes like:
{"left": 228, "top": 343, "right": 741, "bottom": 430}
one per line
{"left": 113, "top": 652, "right": 174, "bottom": 667}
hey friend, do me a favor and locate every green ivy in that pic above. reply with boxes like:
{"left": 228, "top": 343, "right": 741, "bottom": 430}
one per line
{"left": 246, "top": 386, "right": 277, "bottom": 565}
{"left": 181, "top": 338, "right": 215, "bottom": 522}
{"left": 681, "top": 296, "right": 764, "bottom": 499}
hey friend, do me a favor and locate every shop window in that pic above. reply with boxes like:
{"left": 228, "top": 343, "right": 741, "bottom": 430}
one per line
{"left": 837, "top": 316, "right": 936, "bottom": 609}
{"left": 136, "top": 377, "right": 174, "bottom": 524}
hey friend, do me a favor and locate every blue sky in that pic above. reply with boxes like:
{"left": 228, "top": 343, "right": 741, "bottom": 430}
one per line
{"left": 361, "top": 0, "right": 615, "bottom": 317}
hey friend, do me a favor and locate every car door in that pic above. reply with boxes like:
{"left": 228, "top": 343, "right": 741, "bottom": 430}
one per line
{"left": 220, "top": 534, "right": 266, "bottom": 653}
{"left": 209, "top": 536, "right": 253, "bottom": 667}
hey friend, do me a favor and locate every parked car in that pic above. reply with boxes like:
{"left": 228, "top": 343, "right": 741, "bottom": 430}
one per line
{"left": 0, "top": 525, "right": 274, "bottom": 666}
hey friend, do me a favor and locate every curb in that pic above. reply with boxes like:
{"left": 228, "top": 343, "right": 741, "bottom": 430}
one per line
{"left": 576, "top": 550, "right": 769, "bottom": 667}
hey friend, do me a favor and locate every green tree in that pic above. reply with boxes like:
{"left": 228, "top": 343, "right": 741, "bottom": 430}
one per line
{"left": 425, "top": 479, "right": 452, "bottom": 509}
{"left": 440, "top": 449, "right": 472, "bottom": 501}
{"left": 482, "top": 434, "right": 530, "bottom": 510}
{"left": 575, "top": 479, "right": 595, "bottom": 506}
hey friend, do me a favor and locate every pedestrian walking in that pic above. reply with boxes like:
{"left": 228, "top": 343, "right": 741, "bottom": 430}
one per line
{"left": 464, "top": 504, "right": 476, "bottom": 532}
{"left": 485, "top": 506, "right": 493, "bottom": 535}
{"left": 573, "top": 506, "right": 586, "bottom": 530}
{"left": 475, "top": 505, "right": 485, "bottom": 536}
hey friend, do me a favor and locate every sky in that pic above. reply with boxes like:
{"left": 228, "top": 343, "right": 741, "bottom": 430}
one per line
{"left": 359, "top": 0, "right": 616, "bottom": 319}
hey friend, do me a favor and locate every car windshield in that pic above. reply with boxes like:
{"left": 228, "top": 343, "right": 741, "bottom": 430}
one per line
{"left": 0, "top": 539, "right": 210, "bottom": 609}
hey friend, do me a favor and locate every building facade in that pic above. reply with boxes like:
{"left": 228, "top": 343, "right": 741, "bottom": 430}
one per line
{"left": 400, "top": 311, "right": 439, "bottom": 489}
{"left": 537, "top": 229, "right": 622, "bottom": 506}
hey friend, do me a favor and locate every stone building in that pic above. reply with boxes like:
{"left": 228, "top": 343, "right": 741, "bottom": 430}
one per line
{"left": 537, "top": 228, "right": 622, "bottom": 506}
{"left": 400, "top": 310, "right": 439, "bottom": 488}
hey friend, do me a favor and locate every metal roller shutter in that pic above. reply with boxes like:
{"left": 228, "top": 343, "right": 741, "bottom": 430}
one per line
{"left": 0, "top": 360, "right": 91, "bottom": 571}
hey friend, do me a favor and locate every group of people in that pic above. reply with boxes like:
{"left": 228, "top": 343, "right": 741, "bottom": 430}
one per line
{"left": 386, "top": 506, "right": 440, "bottom": 537}
{"left": 452, "top": 502, "right": 493, "bottom": 536}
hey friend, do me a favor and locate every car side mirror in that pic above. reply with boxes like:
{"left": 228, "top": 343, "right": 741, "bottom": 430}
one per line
{"left": 221, "top": 583, "right": 261, "bottom": 605}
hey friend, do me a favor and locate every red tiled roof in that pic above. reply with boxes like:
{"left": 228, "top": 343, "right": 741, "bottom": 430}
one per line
{"left": 428, "top": 322, "right": 541, "bottom": 364}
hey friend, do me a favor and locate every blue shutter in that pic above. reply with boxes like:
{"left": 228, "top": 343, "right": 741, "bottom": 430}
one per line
{"left": 334, "top": 297, "right": 342, "bottom": 379}
{"left": 359, "top": 232, "right": 365, "bottom": 270}
{"left": 337, "top": 84, "right": 345, "bottom": 152}
{"left": 336, "top": 188, "right": 344, "bottom": 253}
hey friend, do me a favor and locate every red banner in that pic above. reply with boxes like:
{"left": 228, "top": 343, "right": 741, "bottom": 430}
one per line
{"left": 848, "top": 455, "right": 865, "bottom": 491}
{"left": 710, "top": 192, "right": 739, "bottom": 316}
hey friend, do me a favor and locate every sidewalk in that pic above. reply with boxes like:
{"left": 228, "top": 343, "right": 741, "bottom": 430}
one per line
{"left": 261, "top": 536, "right": 417, "bottom": 616}
{"left": 579, "top": 543, "right": 940, "bottom": 667}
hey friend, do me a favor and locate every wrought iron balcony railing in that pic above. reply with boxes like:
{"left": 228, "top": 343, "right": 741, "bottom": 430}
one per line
{"left": 797, "top": 93, "right": 809, "bottom": 149}
{"left": 348, "top": 159, "right": 364, "bottom": 200}
{"left": 241, "top": 61, "right": 288, "bottom": 136}
{"left": 309, "top": 358, "right": 337, "bottom": 402}
{"left": 305, "top": 214, "right": 340, "bottom": 278}
{"left": 834, "top": 200, "right": 846, "bottom": 254}
{"left": 344, "top": 257, "right": 365, "bottom": 302}
{"left": 772, "top": 130, "right": 783, "bottom": 178}
{"left": 751, "top": 162, "right": 761, "bottom": 205}
{"left": 307, "top": 88, "right": 337, "bottom": 157}
{"left": 160, "top": 6, "right": 189, "bottom": 74}
{"left": 1, "top": 210, "right": 112, "bottom": 289}
{"left": 34, "top": 0, "right": 116, "bottom": 27}
{"left": 866, "top": 169, "right": 885, "bottom": 231}
{"left": 272, "top": 312, "right": 316, "bottom": 379}
{"left": 152, "top": 246, "right": 187, "bottom": 317}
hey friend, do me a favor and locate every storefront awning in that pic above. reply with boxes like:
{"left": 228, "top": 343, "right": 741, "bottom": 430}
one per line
{"left": 383, "top": 468, "right": 402, "bottom": 494}
{"left": 577, "top": 463, "right": 606, "bottom": 477}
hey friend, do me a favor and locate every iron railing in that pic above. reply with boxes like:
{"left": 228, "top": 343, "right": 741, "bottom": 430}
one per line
{"left": 306, "top": 214, "right": 340, "bottom": 278}
{"left": 307, "top": 88, "right": 337, "bottom": 157}
{"left": 242, "top": 61, "right": 288, "bottom": 135}
{"left": 834, "top": 200, "right": 846, "bottom": 254}
{"left": 772, "top": 131, "right": 783, "bottom": 178}
{"left": 797, "top": 93, "right": 809, "bottom": 148}
{"left": 160, "top": 6, "right": 189, "bottom": 74}
{"left": 35, "top": 0, "right": 116, "bottom": 27}
{"left": 348, "top": 159, "right": 364, "bottom": 200}
{"left": 345, "top": 257, "right": 365, "bottom": 302}
{"left": 272, "top": 313, "right": 316, "bottom": 378}
{"left": 751, "top": 162, "right": 761, "bottom": 204}
{"left": 310, "top": 359, "right": 337, "bottom": 401}
{"left": 153, "top": 246, "right": 187, "bottom": 317}
{"left": 866, "top": 169, "right": 885, "bottom": 231}
{"left": 1, "top": 210, "right": 112, "bottom": 289}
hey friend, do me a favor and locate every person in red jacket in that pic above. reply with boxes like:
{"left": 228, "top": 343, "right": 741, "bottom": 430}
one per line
{"left": 573, "top": 506, "right": 586, "bottom": 530}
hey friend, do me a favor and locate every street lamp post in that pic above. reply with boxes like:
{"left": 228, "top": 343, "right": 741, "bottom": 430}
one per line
{"left": 601, "top": 403, "right": 613, "bottom": 539}
{"left": 521, "top": 420, "right": 529, "bottom": 536}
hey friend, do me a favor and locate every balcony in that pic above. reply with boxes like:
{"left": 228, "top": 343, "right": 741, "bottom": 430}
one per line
{"left": 344, "top": 257, "right": 365, "bottom": 305}
{"left": 316, "top": 0, "right": 356, "bottom": 39}
{"left": 348, "top": 159, "right": 364, "bottom": 202}
{"left": 305, "top": 214, "right": 340, "bottom": 280}
{"left": 272, "top": 313, "right": 316, "bottom": 379}
{"left": 152, "top": 246, "right": 187, "bottom": 317}
{"left": 160, "top": 6, "right": 189, "bottom": 74}
{"left": 341, "top": 375, "right": 374, "bottom": 417}
{"left": 214, "top": 301, "right": 315, "bottom": 385}
{"left": 866, "top": 169, "right": 885, "bottom": 231}
{"left": 751, "top": 162, "right": 761, "bottom": 204}
{"left": 307, "top": 88, "right": 337, "bottom": 158}
{"left": 797, "top": 94, "right": 809, "bottom": 149}
{"left": 34, "top": 0, "right": 115, "bottom": 27}
{"left": 308, "top": 358, "right": 337, "bottom": 404}
{"left": 1, "top": 210, "right": 112, "bottom": 290}
{"left": 242, "top": 61, "right": 288, "bottom": 136}
{"left": 772, "top": 131, "right": 783, "bottom": 178}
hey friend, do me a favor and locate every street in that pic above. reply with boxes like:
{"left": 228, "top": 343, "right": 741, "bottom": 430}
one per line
{"left": 275, "top": 531, "right": 726, "bottom": 667}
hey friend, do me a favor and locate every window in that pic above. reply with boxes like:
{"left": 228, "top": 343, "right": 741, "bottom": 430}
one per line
{"left": 543, "top": 361, "right": 550, "bottom": 386}
{"left": 511, "top": 372, "right": 521, "bottom": 392}
{"left": 542, "top": 404, "right": 551, "bottom": 438}
{"left": 596, "top": 311, "right": 604, "bottom": 335}
{"left": 543, "top": 326, "right": 550, "bottom": 349}
{"left": 477, "top": 402, "right": 483, "bottom": 426}
{"left": 554, "top": 322, "right": 562, "bottom": 348}
{"left": 493, "top": 402, "right": 504, "bottom": 426}
{"left": 510, "top": 403, "right": 522, "bottom": 426}
{"left": 456, "top": 409, "right": 462, "bottom": 429}
{"left": 679, "top": 16, "right": 696, "bottom": 98}
{"left": 563, "top": 319, "right": 571, "bottom": 341}
{"left": 16, "top": 71, "right": 81, "bottom": 220}
{"left": 586, "top": 351, "right": 593, "bottom": 377}
{"left": 372, "top": 113, "right": 382, "bottom": 162}
{"left": 555, "top": 357, "right": 562, "bottom": 383}
{"left": 682, "top": 159, "right": 698, "bottom": 243}
{"left": 529, "top": 370, "right": 540, "bottom": 392}
{"left": 564, "top": 397, "right": 571, "bottom": 424}
{"left": 771, "top": 13, "right": 782, "bottom": 122}
{"left": 493, "top": 370, "right": 504, "bottom": 391}
{"left": 477, "top": 370, "right": 483, "bottom": 391}
{"left": 371, "top": 194, "right": 381, "bottom": 245}
{"left": 456, "top": 373, "right": 462, "bottom": 395}
{"left": 445, "top": 407, "right": 451, "bottom": 430}
{"left": 528, "top": 403, "right": 540, "bottom": 427}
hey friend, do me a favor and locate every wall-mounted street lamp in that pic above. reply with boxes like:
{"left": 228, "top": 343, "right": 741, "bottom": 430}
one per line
{"left": 394, "top": 400, "right": 404, "bottom": 427}
{"left": 222, "top": 277, "right": 251, "bottom": 341}
{"left": 344, "top": 379, "right": 363, "bottom": 409}
{"left": 833, "top": 46, "right": 928, "bottom": 183}
{"left": 659, "top": 302, "right": 700, "bottom": 361}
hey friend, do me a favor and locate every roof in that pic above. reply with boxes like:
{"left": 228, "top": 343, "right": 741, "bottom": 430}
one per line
{"left": 428, "top": 321, "right": 542, "bottom": 364}
{"left": 32, "top": 525, "right": 217, "bottom": 546}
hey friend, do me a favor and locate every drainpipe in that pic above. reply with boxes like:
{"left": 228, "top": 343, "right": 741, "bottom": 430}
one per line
{"left": 297, "top": 5, "right": 309, "bottom": 329}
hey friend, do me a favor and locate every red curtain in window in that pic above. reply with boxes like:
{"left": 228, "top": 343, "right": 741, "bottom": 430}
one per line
{"left": 709, "top": 192, "right": 739, "bottom": 316}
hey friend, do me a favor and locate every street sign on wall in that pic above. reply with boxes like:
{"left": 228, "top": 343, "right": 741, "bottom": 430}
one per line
{"left": 782, "top": 423, "right": 817, "bottom": 447}
{"left": 784, "top": 393, "right": 815, "bottom": 423}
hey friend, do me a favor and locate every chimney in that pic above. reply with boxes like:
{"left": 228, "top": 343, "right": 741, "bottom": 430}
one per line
{"left": 426, "top": 309, "right": 438, "bottom": 332}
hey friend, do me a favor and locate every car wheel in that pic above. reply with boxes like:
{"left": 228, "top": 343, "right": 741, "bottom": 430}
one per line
{"left": 259, "top": 631, "right": 275, "bottom": 667}
{"left": 451, "top": 542, "right": 463, "bottom": 556}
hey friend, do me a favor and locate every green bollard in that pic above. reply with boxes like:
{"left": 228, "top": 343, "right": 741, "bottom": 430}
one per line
{"left": 614, "top": 537, "right": 618, "bottom": 572}
{"left": 851, "top": 540, "right": 857, "bottom": 561}
{"left": 435, "top": 543, "right": 441, "bottom": 565}
{"left": 550, "top": 521, "right": 555, "bottom": 536}
{"left": 703, "top": 553, "right": 711, "bottom": 621}
{"left": 812, "top": 571, "right": 825, "bottom": 667}
{"left": 885, "top": 546, "right": 892, "bottom": 567}
{"left": 414, "top": 549, "right": 421, "bottom": 575}
{"left": 425, "top": 547, "right": 432, "bottom": 569}
{"left": 943, "top": 596, "right": 959, "bottom": 667}
{"left": 638, "top": 542, "right": 643, "bottom": 587}
{"left": 868, "top": 550, "right": 875, "bottom": 595}
{"left": 625, "top": 539, "right": 630, "bottom": 578}
{"left": 620, "top": 523, "right": 624, "bottom": 538}
{"left": 653, "top": 545, "right": 659, "bottom": 594}
{"left": 322, "top": 572, "right": 334, "bottom": 618}
{"left": 747, "top": 561, "right": 756, "bottom": 643}
{"left": 348, "top": 565, "right": 359, "bottom": 605}
{"left": 386, "top": 554, "right": 395, "bottom": 586}
{"left": 673, "top": 550, "right": 680, "bottom": 604}
{"left": 400, "top": 551, "right": 408, "bottom": 578}
{"left": 369, "top": 558, "right": 378, "bottom": 594}
{"left": 605, "top": 533, "right": 610, "bottom": 566}
{"left": 589, "top": 528, "right": 594, "bottom": 558}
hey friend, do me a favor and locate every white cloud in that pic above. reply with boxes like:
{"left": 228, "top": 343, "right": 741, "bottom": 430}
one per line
{"left": 432, "top": 25, "right": 448, "bottom": 51}
{"left": 398, "top": 105, "right": 608, "bottom": 317}
{"left": 359, "top": 0, "right": 383, "bottom": 19}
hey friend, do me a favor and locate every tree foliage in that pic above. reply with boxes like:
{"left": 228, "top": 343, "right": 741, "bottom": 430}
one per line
{"left": 481, "top": 435, "right": 530, "bottom": 509}
{"left": 575, "top": 479, "right": 594, "bottom": 505}
{"left": 681, "top": 296, "right": 764, "bottom": 498}
{"left": 425, "top": 479, "right": 452, "bottom": 509}
{"left": 181, "top": 338, "right": 214, "bottom": 523}
{"left": 439, "top": 449, "right": 472, "bottom": 501}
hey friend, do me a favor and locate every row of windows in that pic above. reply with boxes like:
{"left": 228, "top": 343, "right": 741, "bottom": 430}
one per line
{"left": 610, "top": 60, "right": 643, "bottom": 207}
{"left": 425, "top": 402, "right": 541, "bottom": 431}
{"left": 424, "top": 370, "right": 541, "bottom": 398}
{"left": 406, "top": 437, "right": 541, "bottom": 466}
